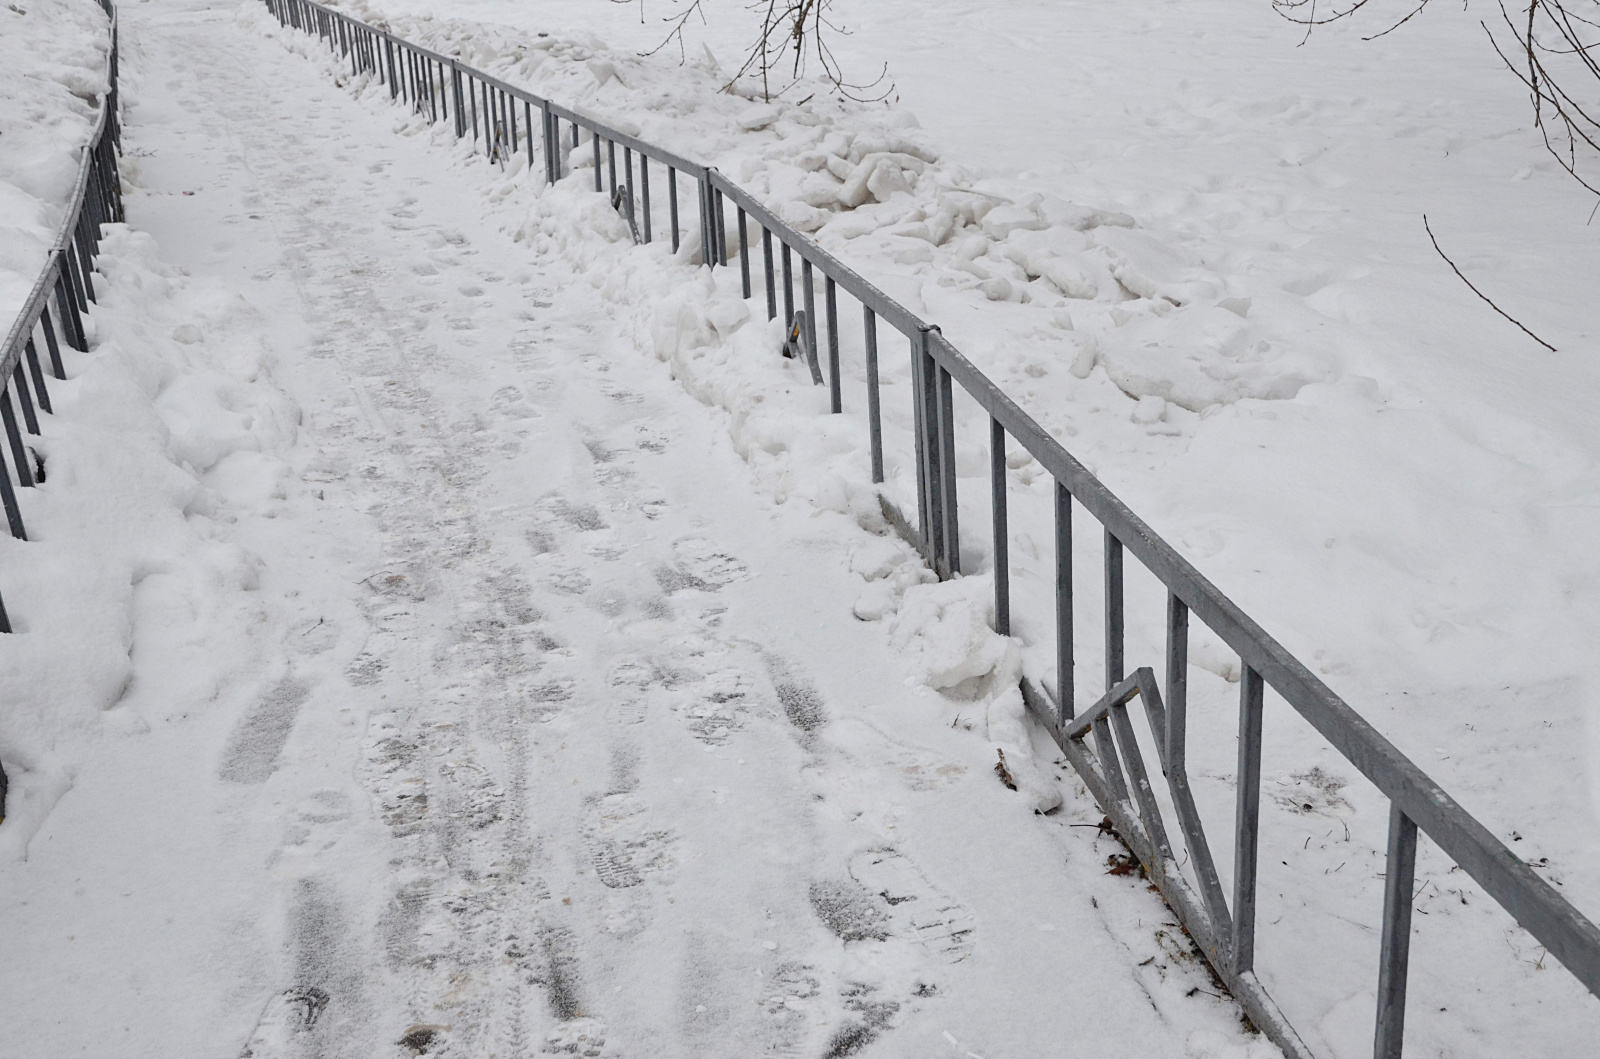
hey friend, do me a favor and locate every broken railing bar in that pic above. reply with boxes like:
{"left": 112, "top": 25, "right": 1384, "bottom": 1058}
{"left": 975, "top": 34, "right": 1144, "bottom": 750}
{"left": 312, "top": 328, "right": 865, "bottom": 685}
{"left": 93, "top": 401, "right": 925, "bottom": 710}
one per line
{"left": 1028, "top": 677, "right": 1316, "bottom": 1059}
{"left": 915, "top": 316, "right": 1600, "bottom": 1000}
{"left": 1061, "top": 671, "right": 1143, "bottom": 741}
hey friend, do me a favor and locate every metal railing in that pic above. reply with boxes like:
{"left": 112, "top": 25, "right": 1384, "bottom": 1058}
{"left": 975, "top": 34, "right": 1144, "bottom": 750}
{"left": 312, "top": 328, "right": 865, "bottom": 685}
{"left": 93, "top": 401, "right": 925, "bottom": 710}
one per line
{"left": 262, "top": 2, "right": 1600, "bottom": 1054}
{"left": 0, "top": 0, "right": 124, "bottom": 633}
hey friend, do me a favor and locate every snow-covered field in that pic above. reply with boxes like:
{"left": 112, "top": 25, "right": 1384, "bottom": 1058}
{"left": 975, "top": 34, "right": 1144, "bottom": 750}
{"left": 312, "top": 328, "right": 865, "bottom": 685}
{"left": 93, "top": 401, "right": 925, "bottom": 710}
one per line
{"left": 4, "top": 0, "right": 1600, "bottom": 1056}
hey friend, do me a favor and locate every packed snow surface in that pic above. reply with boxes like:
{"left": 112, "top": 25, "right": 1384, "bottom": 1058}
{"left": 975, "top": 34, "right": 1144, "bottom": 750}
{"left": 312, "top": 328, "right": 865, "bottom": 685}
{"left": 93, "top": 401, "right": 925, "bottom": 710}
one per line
{"left": 4, "top": 0, "right": 1600, "bottom": 1056}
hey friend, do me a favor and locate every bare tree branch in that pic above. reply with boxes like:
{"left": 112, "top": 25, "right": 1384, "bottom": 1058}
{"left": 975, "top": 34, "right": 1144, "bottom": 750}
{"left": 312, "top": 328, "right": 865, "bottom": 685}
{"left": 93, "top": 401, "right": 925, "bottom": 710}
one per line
{"left": 625, "top": 0, "right": 891, "bottom": 102}
{"left": 1423, "top": 214, "right": 1557, "bottom": 351}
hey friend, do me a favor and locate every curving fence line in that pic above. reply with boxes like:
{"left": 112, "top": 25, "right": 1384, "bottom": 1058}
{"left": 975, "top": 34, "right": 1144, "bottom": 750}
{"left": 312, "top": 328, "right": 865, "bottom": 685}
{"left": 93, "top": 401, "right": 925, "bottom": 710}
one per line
{"left": 268, "top": 1, "right": 1600, "bottom": 1054}
{"left": 0, "top": 0, "right": 124, "bottom": 632}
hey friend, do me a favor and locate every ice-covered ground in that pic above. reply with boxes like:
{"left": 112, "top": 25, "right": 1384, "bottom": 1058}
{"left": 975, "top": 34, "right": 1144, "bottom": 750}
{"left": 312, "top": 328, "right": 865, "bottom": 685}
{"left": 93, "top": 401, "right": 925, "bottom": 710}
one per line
{"left": 0, "top": 0, "right": 111, "bottom": 324}
{"left": 5, "top": 0, "right": 1600, "bottom": 1055}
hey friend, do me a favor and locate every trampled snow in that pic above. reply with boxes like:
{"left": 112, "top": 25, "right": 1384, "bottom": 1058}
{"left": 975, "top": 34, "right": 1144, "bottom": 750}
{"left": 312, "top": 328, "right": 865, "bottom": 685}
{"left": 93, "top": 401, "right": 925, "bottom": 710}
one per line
{"left": 3, "top": 0, "right": 1600, "bottom": 1056}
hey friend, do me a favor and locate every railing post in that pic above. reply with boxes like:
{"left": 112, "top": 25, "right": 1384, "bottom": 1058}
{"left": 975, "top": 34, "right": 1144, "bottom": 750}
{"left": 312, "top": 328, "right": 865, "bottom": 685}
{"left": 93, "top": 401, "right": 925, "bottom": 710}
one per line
{"left": 540, "top": 102, "right": 554, "bottom": 182}
{"left": 864, "top": 306, "right": 882, "bottom": 484}
{"left": 991, "top": 417, "right": 1009, "bottom": 636}
{"left": 913, "top": 326, "right": 946, "bottom": 573}
{"left": 1, "top": 391, "right": 35, "bottom": 488}
{"left": 714, "top": 187, "right": 728, "bottom": 266}
{"left": 763, "top": 228, "right": 777, "bottom": 320}
{"left": 668, "top": 167, "right": 680, "bottom": 253}
{"left": 1232, "top": 664, "right": 1265, "bottom": 974}
{"left": 630, "top": 156, "right": 643, "bottom": 243}
{"left": 1105, "top": 529, "right": 1123, "bottom": 689}
{"left": 801, "top": 258, "right": 818, "bottom": 383}
{"left": 1375, "top": 805, "right": 1419, "bottom": 1059}
{"left": 910, "top": 330, "right": 931, "bottom": 553}
{"left": 824, "top": 276, "right": 841, "bottom": 413}
{"left": 0, "top": 443, "right": 26, "bottom": 540}
{"left": 937, "top": 360, "right": 959, "bottom": 575}
{"left": 738, "top": 207, "right": 750, "bottom": 298}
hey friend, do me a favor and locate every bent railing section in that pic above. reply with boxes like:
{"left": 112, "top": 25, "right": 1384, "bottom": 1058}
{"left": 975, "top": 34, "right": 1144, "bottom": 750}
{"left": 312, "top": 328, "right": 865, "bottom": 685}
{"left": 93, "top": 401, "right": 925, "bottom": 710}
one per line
{"left": 0, "top": 0, "right": 124, "bottom": 632}
{"left": 261, "top": 2, "right": 1600, "bottom": 1055}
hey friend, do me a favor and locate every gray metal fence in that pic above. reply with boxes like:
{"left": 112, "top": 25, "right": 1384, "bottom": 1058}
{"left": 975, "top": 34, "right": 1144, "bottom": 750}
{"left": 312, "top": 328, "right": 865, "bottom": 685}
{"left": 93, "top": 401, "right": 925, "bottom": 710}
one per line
{"left": 0, "top": 0, "right": 123, "bottom": 633}
{"left": 262, "top": 1, "right": 1600, "bottom": 1053}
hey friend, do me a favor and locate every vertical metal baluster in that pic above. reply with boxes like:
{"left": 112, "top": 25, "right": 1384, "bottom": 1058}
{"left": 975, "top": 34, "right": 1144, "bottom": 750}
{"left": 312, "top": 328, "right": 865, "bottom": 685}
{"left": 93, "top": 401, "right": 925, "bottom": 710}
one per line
{"left": 698, "top": 178, "right": 712, "bottom": 267}
{"left": 763, "top": 228, "right": 776, "bottom": 320}
{"left": 509, "top": 92, "right": 518, "bottom": 153}
{"left": 914, "top": 329, "right": 942, "bottom": 567}
{"left": 624, "top": 147, "right": 635, "bottom": 225}
{"left": 0, "top": 436, "right": 26, "bottom": 540}
{"left": 738, "top": 208, "right": 750, "bottom": 298}
{"left": 12, "top": 365, "right": 39, "bottom": 436}
{"left": 593, "top": 132, "right": 603, "bottom": 192}
{"left": 781, "top": 243, "right": 794, "bottom": 324}
{"left": 1232, "top": 665, "right": 1265, "bottom": 975}
{"left": 640, "top": 156, "right": 652, "bottom": 243}
{"left": 714, "top": 189, "right": 728, "bottom": 267}
{"left": 538, "top": 104, "right": 552, "bottom": 180}
{"left": 908, "top": 333, "right": 929, "bottom": 543}
{"left": 1165, "top": 594, "right": 1188, "bottom": 768}
{"left": 668, "top": 167, "right": 680, "bottom": 253}
{"left": 66, "top": 241, "right": 90, "bottom": 316}
{"left": 1055, "top": 482, "right": 1074, "bottom": 722}
{"left": 937, "top": 363, "right": 959, "bottom": 575}
{"left": 801, "top": 259, "right": 818, "bottom": 381}
{"left": 77, "top": 220, "right": 99, "bottom": 303}
{"left": 56, "top": 267, "right": 86, "bottom": 352}
{"left": 483, "top": 82, "right": 494, "bottom": 158}
{"left": 469, "top": 73, "right": 479, "bottom": 140}
{"left": 1105, "top": 529, "right": 1124, "bottom": 689}
{"left": 518, "top": 100, "right": 529, "bottom": 167}
{"left": 607, "top": 140, "right": 617, "bottom": 195}
{"left": 1375, "top": 804, "right": 1419, "bottom": 1059}
{"left": 864, "top": 307, "right": 883, "bottom": 483}
{"left": 1, "top": 391, "right": 34, "bottom": 488}
{"left": 24, "top": 338, "right": 52, "bottom": 415}
{"left": 991, "top": 417, "right": 1009, "bottom": 635}
{"left": 73, "top": 216, "right": 95, "bottom": 303}
{"left": 825, "top": 277, "right": 841, "bottom": 413}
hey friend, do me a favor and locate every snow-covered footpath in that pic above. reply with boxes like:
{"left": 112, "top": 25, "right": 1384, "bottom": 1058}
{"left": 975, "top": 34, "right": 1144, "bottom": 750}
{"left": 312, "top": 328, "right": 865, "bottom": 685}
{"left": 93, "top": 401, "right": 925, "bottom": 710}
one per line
{"left": 4, "top": 0, "right": 1600, "bottom": 1056}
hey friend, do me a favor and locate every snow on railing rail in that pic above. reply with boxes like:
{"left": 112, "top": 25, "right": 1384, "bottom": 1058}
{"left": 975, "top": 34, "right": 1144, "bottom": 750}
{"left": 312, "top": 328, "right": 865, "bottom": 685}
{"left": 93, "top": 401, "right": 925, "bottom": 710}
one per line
{"left": 262, "top": 2, "right": 1600, "bottom": 1055}
{"left": 0, "top": 0, "right": 124, "bottom": 632}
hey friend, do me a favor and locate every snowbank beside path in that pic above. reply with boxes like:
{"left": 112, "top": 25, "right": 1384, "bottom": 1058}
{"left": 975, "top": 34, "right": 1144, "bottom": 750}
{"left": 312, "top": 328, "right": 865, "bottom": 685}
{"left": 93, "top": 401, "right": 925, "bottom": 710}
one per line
{"left": 0, "top": 0, "right": 111, "bottom": 329}
{"left": 248, "top": 5, "right": 1600, "bottom": 1054}
{"left": 0, "top": 222, "right": 300, "bottom": 857}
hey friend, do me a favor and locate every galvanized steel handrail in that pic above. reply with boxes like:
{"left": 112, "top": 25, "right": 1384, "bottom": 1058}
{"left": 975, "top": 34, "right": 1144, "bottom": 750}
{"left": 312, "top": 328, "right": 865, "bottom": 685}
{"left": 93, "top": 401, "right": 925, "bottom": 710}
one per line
{"left": 0, "top": 0, "right": 124, "bottom": 635}
{"left": 262, "top": 2, "right": 1600, "bottom": 1054}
